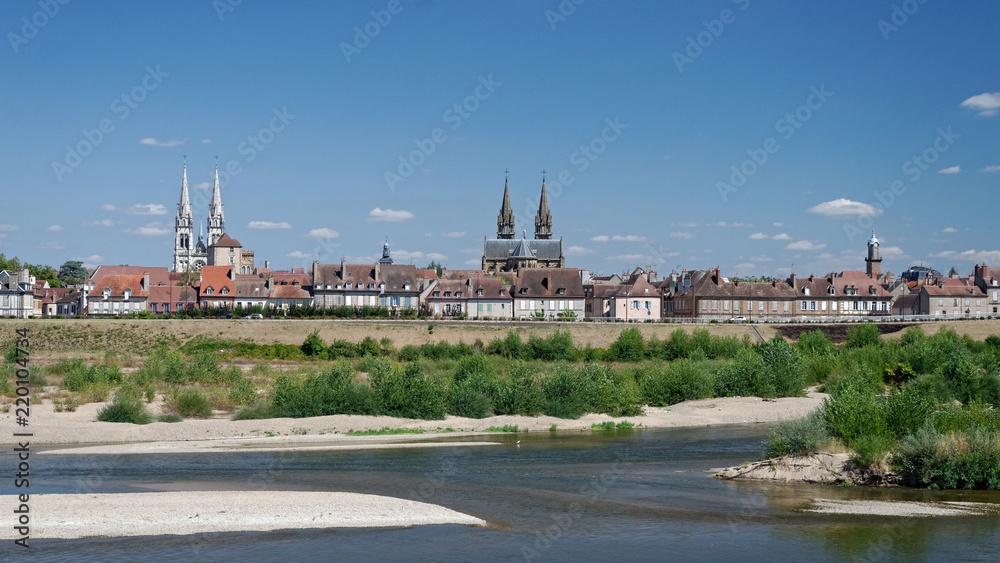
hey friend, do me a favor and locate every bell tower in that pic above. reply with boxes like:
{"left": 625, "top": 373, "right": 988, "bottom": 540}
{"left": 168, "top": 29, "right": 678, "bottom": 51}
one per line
{"left": 866, "top": 230, "right": 882, "bottom": 279}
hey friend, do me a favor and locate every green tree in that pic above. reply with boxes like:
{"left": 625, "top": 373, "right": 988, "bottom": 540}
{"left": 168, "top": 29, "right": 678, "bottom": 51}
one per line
{"left": 426, "top": 261, "right": 443, "bottom": 277}
{"left": 58, "top": 260, "right": 88, "bottom": 285}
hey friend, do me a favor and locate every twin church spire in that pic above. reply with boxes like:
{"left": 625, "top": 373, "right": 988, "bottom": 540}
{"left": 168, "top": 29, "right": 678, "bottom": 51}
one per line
{"left": 174, "top": 160, "right": 225, "bottom": 272}
{"left": 497, "top": 173, "right": 552, "bottom": 240}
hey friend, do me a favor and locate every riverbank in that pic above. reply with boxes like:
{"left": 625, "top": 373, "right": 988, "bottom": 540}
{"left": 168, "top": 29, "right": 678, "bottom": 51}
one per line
{"left": 713, "top": 452, "right": 903, "bottom": 486}
{"left": 5, "top": 392, "right": 827, "bottom": 451}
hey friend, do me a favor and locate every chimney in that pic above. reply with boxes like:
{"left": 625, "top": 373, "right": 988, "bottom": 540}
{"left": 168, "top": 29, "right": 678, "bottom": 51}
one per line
{"left": 341, "top": 256, "right": 346, "bottom": 277}
{"left": 264, "top": 260, "right": 270, "bottom": 270}
{"left": 142, "top": 272, "right": 149, "bottom": 291}
{"left": 790, "top": 272, "right": 796, "bottom": 287}
{"left": 230, "top": 264, "right": 237, "bottom": 280}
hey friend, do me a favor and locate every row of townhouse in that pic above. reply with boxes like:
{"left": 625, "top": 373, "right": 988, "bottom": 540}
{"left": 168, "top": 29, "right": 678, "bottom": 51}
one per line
{"left": 0, "top": 270, "right": 35, "bottom": 319}
{"left": 661, "top": 268, "right": 893, "bottom": 321}
{"left": 420, "top": 268, "right": 587, "bottom": 320}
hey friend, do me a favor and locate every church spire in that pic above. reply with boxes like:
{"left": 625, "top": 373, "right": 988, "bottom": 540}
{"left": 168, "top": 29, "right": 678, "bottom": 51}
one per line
{"left": 173, "top": 158, "right": 194, "bottom": 273}
{"left": 207, "top": 159, "right": 225, "bottom": 246}
{"left": 534, "top": 173, "right": 552, "bottom": 240}
{"left": 177, "top": 159, "right": 191, "bottom": 221}
{"left": 497, "top": 173, "right": 515, "bottom": 239}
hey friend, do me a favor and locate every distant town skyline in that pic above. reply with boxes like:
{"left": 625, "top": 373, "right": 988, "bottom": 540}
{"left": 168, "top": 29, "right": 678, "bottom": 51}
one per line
{"left": 2, "top": 1, "right": 998, "bottom": 277}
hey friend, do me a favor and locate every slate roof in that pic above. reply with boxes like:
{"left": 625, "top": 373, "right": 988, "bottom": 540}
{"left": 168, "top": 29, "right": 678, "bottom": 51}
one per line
{"left": 512, "top": 268, "right": 584, "bottom": 298}
{"left": 484, "top": 239, "right": 562, "bottom": 260}
{"left": 211, "top": 233, "right": 241, "bottom": 248}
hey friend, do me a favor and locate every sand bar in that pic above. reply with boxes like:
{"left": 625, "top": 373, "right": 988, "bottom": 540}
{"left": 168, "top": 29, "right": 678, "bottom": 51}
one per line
{"left": 2, "top": 491, "right": 486, "bottom": 540}
{"left": 804, "top": 499, "right": 1000, "bottom": 517}
{"left": 43, "top": 438, "right": 501, "bottom": 455}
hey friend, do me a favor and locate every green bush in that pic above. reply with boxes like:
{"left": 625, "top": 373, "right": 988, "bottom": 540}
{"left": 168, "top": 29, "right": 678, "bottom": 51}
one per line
{"left": 764, "top": 409, "right": 829, "bottom": 458}
{"left": 232, "top": 401, "right": 276, "bottom": 420}
{"left": 175, "top": 388, "right": 213, "bottom": 418}
{"left": 607, "top": 327, "right": 646, "bottom": 362}
{"left": 759, "top": 337, "right": 805, "bottom": 397}
{"left": 359, "top": 336, "right": 381, "bottom": 357}
{"left": 301, "top": 331, "right": 326, "bottom": 357}
{"left": 97, "top": 389, "right": 152, "bottom": 424}
{"left": 896, "top": 425, "right": 1000, "bottom": 489}
{"left": 369, "top": 359, "right": 445, "bottom": 420}
{"left": 271, "top": 363, "right": 377, "bottom": 418}
{"left": 638, "top": 359, "right": 713, "bottom": 406}
{"left": 713, "top": 348, "right": 768, "bottom": 397}
{"left": 844, "top": 324, "right": 882, "bottom": 349}
{"left": 59, "top": 360, "right": 124, "bottom": 392}
{"left": 528, "top": 330, "right": 578, "bottom": 361}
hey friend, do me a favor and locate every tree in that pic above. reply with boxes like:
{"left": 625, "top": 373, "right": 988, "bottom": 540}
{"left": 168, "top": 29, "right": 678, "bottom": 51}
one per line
{"left": 426, "top": 261, "right": 443, "bottom": 277}
{"left": 949, "top": 266, "right": 959, "bottom": 277}
{"left": 58, "top": 261, "right": 88, "bottom": 285}
{"left": 0, "top": 253, "right": 22, "bottom": 272}
{"left": 29, "top": 264, "right": 61, "bottom": 287}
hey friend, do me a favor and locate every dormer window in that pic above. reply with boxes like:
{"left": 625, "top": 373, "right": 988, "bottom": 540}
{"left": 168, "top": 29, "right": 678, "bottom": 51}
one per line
{"left": 433, "top": 291, "right": 440, "bottom": 298}
{"left": 326, "top": 284, "right": 332, "bottom": 290}
{"left": 456, "top": 291, "right": 462, "bottom": 298}
{"left": 404, "top": 283, "right": 411, "bottom": 291}
{"left": 500, "top": 289, "right": 505, "bottom": 296}
{"left": 519, "top": 288, "right": 528, "bottom": 295}
{"left": 221, "top": 287, "right": 230, "bottom": 295}
{"left": 803, "top": 287, "right": 810, "bottom": 296}
{"left": 444, "top": 291, "right": 452, "bottom": 298}
{"left": 205, "top": 287, "right": 214, "bottom": 295}
{"left": 869, "top": 287, "right": 877, "bottom": 296}
{"left": 477, "top": 289, "right": 483, "bottom": 296}
{"left": 123, "top": 288, "right": 131, "bottom": 300}
{"left": 336, "top": 284, "right": 343, "bottom": 289}
{"left": 828, "top": 287, "right": 835, "bottom": 295}
{"left": 379, "top": 283, "right": 386, "bottom": 291}
{"left": 345, "top": 283, "right": 352, "bottom": 289}
{"left": 557, "top": 288, "right": 566, "bottom": 295}
{"left": 369, "top": 283, "right": 376, "bottom": 290}
{"left": 103, "top": 288, "right": 110, "bottom": 300}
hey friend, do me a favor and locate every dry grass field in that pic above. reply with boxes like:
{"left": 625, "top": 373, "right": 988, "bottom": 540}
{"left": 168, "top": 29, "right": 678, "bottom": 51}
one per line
{"left": 3, "top": 318, "right": 999, "bottom": 360}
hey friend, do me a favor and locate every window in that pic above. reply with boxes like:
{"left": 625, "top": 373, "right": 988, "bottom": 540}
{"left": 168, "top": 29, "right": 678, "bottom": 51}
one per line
{"left": 163, "top": 304, "right": 169, "bottom": 313}
{"left": 477, "top": 289, "right": 483, "bottom": 296}
{"left": 644, "top": 300, "right": 651, "bottom": 310}
{"left": 336, "top": 284, "right": 343, "bottom": 289}
{"left": 123, "top": 288, "right": 131, "bottom": 300}
{"left": 938, "top": 298, "right": 944, "bottom": 306}
{"left": 444, "top": 291, "right": 451, "bottom": 298}
{"left": 557, "top": 288, "right": 565, "bottom": 295}
{"left": 631, "top": 300, "right": 639, "bottom": 309}
{"left": 772, "top": 302, "right": 777, "bottom": 312}
{"left": 221, "top": 287, "right": 229, "bottom": 295}
{"left": 369, "top": 283, "right": 376, "bottom": 290}
{"left": 456, "top": 291, "right": 462, "bottom": 298}
{"left": 723, "top": 301, "right": 729, "bottom": 311}
{"left": 804, "top": 288, "right": 810, "bottom": 296}
{"left": 954, "top": 299, "right": 959, "bottom": 306}
{"left": 478, "top": 304, "right": 483, "bottom": 312}
{"left": 994, "top": 291, "right": 998, "bottom": 301}
{"left": 821, "top": 301, "right": 827, "bottom": 311}
{"left": 325, "top": 284, "right": 331, "bottom": 290}
{"left": 123, "top": 302, "right": 130, "bottom": 313}
{"left": 828, "top": 287, "right": 835, "bottom": 295}
{"left": 758, "top": 301, "right": 764, "bottom": 311}
{"left": 151, "top": 303, "right": 157, "bottom": 313}
{"left": 404, "top": 283, "right": 411, "bottom": 291}
{"left": 964, "top": 299, "right": 970, "bottom": 306}
{"left": 712, "top": 300, "right": 717, "bottom": 310}
{"left": 205, "top": 287, "right": 214, "bottom": 295}
{"left": 346, "top": 283, "right": 352, "bottom": 289}
{"left": 499, "top": 289, "right": 505, "bottom": 296}
{"left": 784, "top": 302, "right": 789, "bottom": 312}
{"left": 381, "top": 296, "right": 386, "bottom": 306}
{"left": 433, "top": 291, "right": 440, "bottom": 298}
{"left": 103, "top": 288, "right": 110, "bottom": 300}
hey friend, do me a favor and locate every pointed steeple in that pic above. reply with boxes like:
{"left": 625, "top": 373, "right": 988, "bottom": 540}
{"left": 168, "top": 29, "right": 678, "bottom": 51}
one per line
{"left": 497, "top": 174, "right": 515, "bottom": 239}
{"left": 207, "top": 160, "right": 225, "bottom": 247}
{"left": 177, "top": 160, "right": 192, "bottom": 221}
{"left": 534, "top": 174, "right": 552, "bottom": 240}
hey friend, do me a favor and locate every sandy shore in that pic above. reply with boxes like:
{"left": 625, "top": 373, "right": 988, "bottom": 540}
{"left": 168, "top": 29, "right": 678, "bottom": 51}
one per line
{"left": 1, "top": 491, "right": 485, "bottom": 540}
{"left": 803, "top": 499, "right": 1000, "bottom": 517}
{"left": 2, "top": 392, "right": 827, "bottom": 452}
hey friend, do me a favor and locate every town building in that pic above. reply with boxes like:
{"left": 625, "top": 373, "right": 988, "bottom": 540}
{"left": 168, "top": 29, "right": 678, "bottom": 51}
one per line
{"left": 0, "top": 270, "right": 35, "bottom": 318}
{"left": 173, "top": 162, "right": 227, "bottom": 273}
{"left": 511, "top": 268, "right": 585, "bottom": 320}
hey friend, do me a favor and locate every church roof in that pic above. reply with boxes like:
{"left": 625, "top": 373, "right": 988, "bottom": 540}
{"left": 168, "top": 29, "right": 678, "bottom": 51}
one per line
{"left": 510, "top": 238, "right": 535, "bottom": 258}
{"left": 484, "top": 239, "right": 562, "bottom": 260}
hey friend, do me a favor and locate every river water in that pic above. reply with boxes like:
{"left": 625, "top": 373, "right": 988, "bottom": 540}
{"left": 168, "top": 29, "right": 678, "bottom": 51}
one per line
{"left": 12, "top": 426, "right": 1000, "bottom": 562}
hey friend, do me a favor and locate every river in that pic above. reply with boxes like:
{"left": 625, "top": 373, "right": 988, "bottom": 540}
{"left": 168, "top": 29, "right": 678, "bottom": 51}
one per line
{"left": 12, "top": 426, "right": 1000, "bottom": 562}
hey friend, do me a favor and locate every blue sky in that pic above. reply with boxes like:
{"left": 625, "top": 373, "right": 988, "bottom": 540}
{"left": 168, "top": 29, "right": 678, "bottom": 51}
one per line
{"left": 2, "top": 0, "right": 998, "bottom": 278}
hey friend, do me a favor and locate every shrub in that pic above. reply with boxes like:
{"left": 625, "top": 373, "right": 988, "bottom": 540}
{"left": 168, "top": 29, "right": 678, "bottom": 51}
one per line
{"left": 97, "top": 389, "right": 152, "bottom": 424}
{"left": 764, "top": 409, "right": 829, "bottom": 458}
{"left": 60, "top": 360, "right": 124, "bottom": 392}
{"left": 607, "top": 327, "right": 646, "bottom": 362}
{"left": 638, "top": 360, "right": 713, "bottom": 406}
{"left": 759, "top": 337, "right": 805, "bottom": 397}
{"left": 844, "top": 324, "right": 882, "bottom": 349}
{"left": 175, "top": 388, "right": 213, "bottom": 418}
{"left": 232, "top": 401, "right": 276, "bottom": 420}
{"left": 528, "top": 330, "right": 578, "bottom": 362}
{"left": 896, "top": 425, "right": 1000, "bottom": 489}
{"left": 369, "top": 360, "right": 445, "bottom": 420}
{"left": 823, "top": 371, "right": 887, "bottom": 447}
{"left": 448, "top": 384, "right": 494, "bottom": 418}
{"left": 301, "top": 331, "right": 326, "bottom": 357}
{"left": 359, "top": 336, "right": 381, "bottom": 357}
{"left": 271, "top": 363, "right": 377, "bottom": 418}
{"left": 713, "top": 349, "right": 767, "bottom": 397}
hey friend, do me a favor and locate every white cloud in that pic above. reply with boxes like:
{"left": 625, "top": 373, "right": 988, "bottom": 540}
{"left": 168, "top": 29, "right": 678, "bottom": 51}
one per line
{"left": 0, "top": 224, "right": 18, "bottom": 232}
{"left": 749, "top": 232, "right": 769, "bottom": 240}
{"left": 91, "top": 219, "right": 115, "bottom": 227}
{"left": 126, "top": 223, "right": 170, "bottom": 236}
{"left": 305, "top": 228, "right": 339, "bottom": 239}
{"left": 675, "top": 222, "right": 700, "bottom": 228}
{"left": 943, "top": 227, "right": 957, "bottom": 233}
{"left": 670, "top": 232, "right": 695, "bottom": 240}
{"left": 807, "top": 198, "right": 881, "bottom": 217}
{"left": 139, "top": 137, "right": 185, "bottom": 148}
{"left": 733, "top": 263, "right": 756, "bottom": 272}
{"left": 100, "top": 203, "right": 117, "bottom": 211}
{"left": 772, "top": 222, "right": 785, "bottom": 227}
{"left": 711, "top": 221, "right": 749, "bottom": 228}
{"left": 201, "top": 139, "right": 212, "bottom": 144}
{"left": 78, "top": 254, "right": 102, "bottom": 268}
{"left": 368, "top": 208, "right": 414, "bottom": 222}
{"left": 393, "top": 250, "right": 447, "bottom": 262}
{"left": 442, "top": 231, "right": 467, "bottom": 238}
{"left": 938, "top": 166, "right": 961, "bottom": 174}
{"left": 126, "top": 203, "right": 168, "bottom": 215}
{"left": 565, "top": 245, "right": 595, "bottom": 256}
{"left": 606, "top": 254, "right": 649, "bottom": 262}
{"left": 193, "top": 182, "right": 211, "bottom": 190}
{"left": 983, "top": 165, "right": 1000, "bottom": 173}
{"left": 248, "top": 221, "right": 292, "bottom": 230}
{"left": 960, "top": 92, "right": 1000, "bottom": 116}
{"left": 464, "top": 258, "right": 482, "bottom": 266}
{"left": 772, "top": 233, "right": 792, "bottom": 241}
{"left": 39, "top": 241, "right": 64, "bottom": 250}
{"left": 286, "top": 251, "right": 311, "bottom": 259}
{"left": 932, "top": 249, "right": 1000, "bottom": 263}
{"left": 47, "top": 225, "right": 64, "bottom": 232}
{"left": 785, "top": 240, "right": 827, "bottom": 251}
{"left": 879, "top": 246, "right": 907, "bottom": 259}
{"left": 590, "top": 235, "right": 610, "bottom": 242}
{"left": 749, "top": 255, "right": 774, "bottom": 262}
